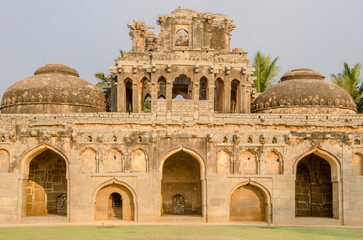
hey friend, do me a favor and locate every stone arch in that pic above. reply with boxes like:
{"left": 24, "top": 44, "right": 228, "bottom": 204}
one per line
{"left": 231, "top": 79, "right": 240, "bottom": 113}
{"left": 239, "top": 149, "right": 258, "bottom": 174}
{"left": 229, "top": 181, "right": 271, "bottom": 222}
{"left": 20, "top": 144, "right": 69, "bottom": 176}
{"left": 159, "top": 146, "right": 205, "bottom": 180}
{"left": 293, "top": 147, "right": 340, "bottom": 219}
{"left": 80, "top": 147, "right": 97, "bottom": 173}
{"left": 124, "top": 78, "right": 133, "bottom": 113}
{"left": 92, "top": 179, "right": 136, "bottom": 221}
{"left": 175, "top": 29, "right": 189, "bottom": 46}
{"left": 352, "top": 152, "right": 363, "bottom": 176}
{"left": 172, "top": 74, "right": 192, "bottom": 99}
{"left": 157, "top": 76, "right": 167, "bottom": 99}
{"left": 199, "top": 76, "right": 208, "bottom": 100}
{"left": 105, "top": 148, "right": 124, "bottom": 173}
{"left": 293, "top": 147, "right": 340, "bottom": 181}
{"left": 139, "top": 77, "right": 151, "bottom": 112}
{"left": 266, "top": 150, "right": 282, "bottom": 175}
{"left": 131, "top": 148, "right": 148, "bottom": 172}
{"left": 0, "top": 149, "right": 10, "bottom": 173}
{"left": 20, "top": 145, "right": 68, "bottom": 217}
{"left": 160, "top": 147, "right": 203, "bottom": 216}
{"left": 216, "top": 149, "right": 231, "bottom": 174}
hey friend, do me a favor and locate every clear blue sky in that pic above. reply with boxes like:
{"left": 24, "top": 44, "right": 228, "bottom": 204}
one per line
{"left": 1, "top": 0, "right": 362, "bottom": 99}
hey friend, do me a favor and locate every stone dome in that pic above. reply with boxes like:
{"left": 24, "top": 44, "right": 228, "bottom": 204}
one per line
{"left": 252, "top": 68, "right": 357, "bottom": 114}
{"left": 1, "top": 64, "right": 106, "bottom": 114}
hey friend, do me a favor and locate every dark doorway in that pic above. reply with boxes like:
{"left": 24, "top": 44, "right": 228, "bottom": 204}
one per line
{"left": 109, "top": 192, "right": 122, "bottom": 219}
{"left": 295, "top": 154, "right": 333, "bottom": 217}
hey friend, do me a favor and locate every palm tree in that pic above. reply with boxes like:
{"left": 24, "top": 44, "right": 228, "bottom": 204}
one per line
{"left": 95, "top": 50, "right": 126, "bottom": 89}
{"left": 252, "top": 51, "right": 281, "bottom": 92}
{"left": 95, "top": 72, "right": 109, "bottom": 88}
{"left": 114, "top": 49, "right": 126, "bottom": 63}
{"left": 331, "top": 62, "right": 362, "bottom": 113}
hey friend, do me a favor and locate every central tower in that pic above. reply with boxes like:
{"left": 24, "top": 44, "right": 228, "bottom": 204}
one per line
{"left": 108, "top": 9, "right": 256, "bottom": 114}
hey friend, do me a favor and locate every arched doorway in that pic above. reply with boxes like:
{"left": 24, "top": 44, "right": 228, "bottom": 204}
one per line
{"left": 124, "top": 79, "right": 133, "bottom": 113}
{"left": 109, "top": 192, "right": 122, "bottom": 219}
{"left": 95, "top": 184, "right": 134, "bottom": 221}
{"left": 161, "top": 150, "right": 202, "bottom": 215}
{"left": 172, "top": 75, "right": 192, "bottom": 99}
{"left": 295, "top": 153, "right": 333, "bottom": 217}
{"left": 230, "top": 184, "right": 267, "bottom": 222}
{"left": 25, "top": 149, "right": 67, "bottom": 216}
{"left": 214, "top": 78, "right": 224, "bottom": 112}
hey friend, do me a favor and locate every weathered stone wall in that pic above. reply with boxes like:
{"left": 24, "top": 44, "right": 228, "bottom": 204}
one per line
{"left": 0, "top": 113, "right": 362, "bottom": 225}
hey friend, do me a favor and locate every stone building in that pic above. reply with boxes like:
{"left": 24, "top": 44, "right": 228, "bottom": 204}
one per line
{"left": 0, "top": 8, "right": 362, "bottom": 225}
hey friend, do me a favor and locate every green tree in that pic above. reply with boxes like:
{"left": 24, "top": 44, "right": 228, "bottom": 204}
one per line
{"left": 95, "top": 50, "right": 126, "bottom": 89}
{"left": 331, "top": 62, "right": 362, "bottom": 113}
{"left": 114, "top": 49, "right": 126, "bottom": 63}
{"left": 95, "top": 72, "right": 109, "bottom": 88}
{"left": 252, "top": 51, "right": 281, "bottom": 92}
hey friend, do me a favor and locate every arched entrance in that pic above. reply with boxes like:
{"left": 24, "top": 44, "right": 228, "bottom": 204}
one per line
{"left": 295, "top": 153, "right": 333, "bottom": 217}
{"left": 95, "top": 184, "right": 134, "bottom": 221}
{"left": 109, "top": 193, "right": 122, "bottom": 219}
{"left": 25, "top": 149, "right": 67, "bottom": 216}
{"left": 161, "top": 150, "right": 202, "bottom": 215}
{"left": 230, "top": 184, "right": 267, "bottom": 222}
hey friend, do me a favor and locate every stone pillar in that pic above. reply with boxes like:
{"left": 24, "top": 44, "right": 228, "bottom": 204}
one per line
{"left": 241, "top": 83, "right": 247, "bottom": 113}
{"left": 117, "top": 73, "right": 124, "bottom": 112}
{"left": 246, "top": 85, "right": 251, "bottom": 113}
{"left": 201, "top": 178, "right": 207, "bottom": 222}
{"left": 133, "top": 82, "right": 139, "bottom": 113}
{"left": 224, "top": 77, "right": 231, "bottom": 113}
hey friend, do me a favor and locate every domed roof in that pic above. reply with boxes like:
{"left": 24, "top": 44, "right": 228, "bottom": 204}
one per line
{"left": 252, "top": 68, "right": 357, "bottom": 114}
{"left": 1, "top": 64, "right": 106, "bottom": 114}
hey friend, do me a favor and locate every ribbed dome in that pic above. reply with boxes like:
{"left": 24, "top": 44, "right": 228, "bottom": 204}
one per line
{"left": 1, "top": 64, "right": 106, "bottom": 114}
{"left": 252, "top": 68, "right": 357, "bottom": 114}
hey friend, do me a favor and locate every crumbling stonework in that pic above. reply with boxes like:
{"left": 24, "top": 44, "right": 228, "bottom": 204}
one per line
{"left": 0, "top": 9, "right": 362, "bottom": 226}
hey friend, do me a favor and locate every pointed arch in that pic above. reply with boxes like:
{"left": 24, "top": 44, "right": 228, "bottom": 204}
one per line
{"left": 229, "top": 180, "right": 271, "bottom": 223}
{"left": 92, "top": 179, "right": 137, "bottom": 221}
{"left": 199, "top": 76, "right": 208, "bottom": 100}
{"left": 216, "top": 149, "right": 232, "bottom": 174}
{"left": 159, "top": 146, "right": 205, "bottom": 180}
{"left": 0, "top": 149, "right": 10, "bottom": 173}
{"left": 231, "top": 79, "right": 240, "bottom": 113}
{"left": 293, "top": 147, "right": 340, "bottom": 181}
{"left": 124, "top": 78, "right": 133, "bottom": 113}
{"left": 139, "top": 77, "right": 151, "bottom": 112}
{"left": 105, "top": 148, "right": 124, "bottom": 173}
{"left": 20, "top": 144, "right": 69, "bottom": 176}
{"left": 352, "top": 152, "right": 363, "bottom": 176}
{"left": 131, "top": 148, "right": 148, "bottom": 172}
{"left": 20, "top": 144, "right": 68, "bottom": 217}
{"left": 157, "top": 76, "right": 167, "bottom": 99}
{"left": 293, "top": 147, "right": 340, "bottom": 219}
{"left": 239, "top": 149, "right": 258, "bottom": 174}
{"left": 172, "top": 74, "right": 192, "bottom": 99}
{"left": 80, "top": 147, "right": 97, "bottom": 173}
{"left": 266, "top": 149, "right": 282, "bottom": 175}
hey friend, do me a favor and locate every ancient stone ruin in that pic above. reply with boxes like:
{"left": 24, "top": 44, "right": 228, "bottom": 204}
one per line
{"left": 0, "top": 8, "right": 362, "bottom": 226}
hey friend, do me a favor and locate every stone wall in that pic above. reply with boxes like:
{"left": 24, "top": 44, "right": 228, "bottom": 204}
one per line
{"left": 0, "top": 113, "right": 362, "bottom": 225}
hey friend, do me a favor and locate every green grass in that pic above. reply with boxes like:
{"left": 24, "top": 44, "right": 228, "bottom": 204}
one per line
{"left": 0, "top": 225, "right": 362, "bottom": 240}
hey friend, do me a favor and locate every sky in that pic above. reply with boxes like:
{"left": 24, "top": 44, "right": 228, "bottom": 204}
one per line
{"left": 1, "top": 0, "right": 362, "bottom": 99}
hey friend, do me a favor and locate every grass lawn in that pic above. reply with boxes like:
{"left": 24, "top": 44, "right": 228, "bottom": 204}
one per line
{"left": 0, "top": 225, "right": 363, "bottom": 240}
